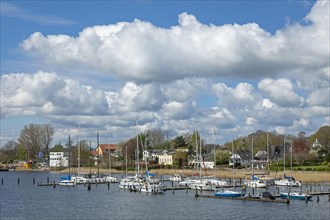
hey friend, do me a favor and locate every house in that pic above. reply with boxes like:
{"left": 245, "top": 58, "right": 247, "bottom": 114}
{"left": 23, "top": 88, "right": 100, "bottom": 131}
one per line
{"left": 310, "top": 139, "right": 322, "bottom": 154}
{"left": 143, "top": 149, "right": 163, "bottom": 162}
{"left": 254, "top": 150, "right": 269, "bottom": 169}
{"left": 229, "top": 150, "right": 251, "bottom": 168}
{"left": 49, "top": 152, "right": 68, "bottom": 167}
{"left": 99, "top": 144, "right": 118, "bottom": 155}
{"left": 158, "top": 150, "right": 176, "bottom": 165}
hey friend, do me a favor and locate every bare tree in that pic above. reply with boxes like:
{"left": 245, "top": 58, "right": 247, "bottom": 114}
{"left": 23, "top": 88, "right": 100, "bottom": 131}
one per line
{"left": 18, "top": 123, "right": 54, "bottom": 160}
{"left": 40, "top": 124, "right": 54, "bottom": 162}
{"left": 146, "top": 129, "right": 165, "bottom": 148}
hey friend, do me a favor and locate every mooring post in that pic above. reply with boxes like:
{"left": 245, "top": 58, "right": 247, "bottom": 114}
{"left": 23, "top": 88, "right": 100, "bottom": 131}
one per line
{"left": 314, "top": 182, "right": 317, "bottom": 193}
{"left": 186, "top": 184, "right": 188, "bottom": 194}
{"left": 17, "top": 178, "right": 20, "bottom": 185}
{"left": 47, "top": 177, "right": 49, "bottom": 184}
{"left": 33, "top": 177, "right": 35, "bottom": 185}
{"left": 195, "top": 187, "right": 198, "bottom": 197}
{"left": 1, "top": 178, "right": 3, "bottom": 185}
{"left": 88, "top": 182, "right": 91, "bottom": 191}
{"left": 107, "top": 182, "right": 110, "bottom": 190}
{"left": 53, "top": 181, "right": 56, "bottom": 188}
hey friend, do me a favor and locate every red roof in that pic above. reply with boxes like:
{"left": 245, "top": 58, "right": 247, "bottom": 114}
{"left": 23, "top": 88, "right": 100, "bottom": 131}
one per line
{"left": 99, "top": 144, "right": 117, "bottom": 153}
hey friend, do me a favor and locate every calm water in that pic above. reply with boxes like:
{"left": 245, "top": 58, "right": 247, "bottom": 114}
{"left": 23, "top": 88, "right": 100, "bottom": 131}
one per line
{"left": 1, "top": 172, "right": 329, "bottom": 220}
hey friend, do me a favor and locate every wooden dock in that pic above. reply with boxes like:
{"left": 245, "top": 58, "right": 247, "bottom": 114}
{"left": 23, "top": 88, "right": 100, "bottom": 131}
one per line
{"left": 196, "top": 194, "right": 289, "bottom": 203}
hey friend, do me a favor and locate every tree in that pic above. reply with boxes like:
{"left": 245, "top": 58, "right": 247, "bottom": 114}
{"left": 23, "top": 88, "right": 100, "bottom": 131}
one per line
{"left": 293, "top": 132, "right": 310, "bottom": 165}
{"left": 310, "top": 126, "right": 330, "bottom": 161}
{"left": 146, "top": 129, "right": 165, "bottom": 148}
{"left": 1, "top": 141, "right": 19, "bottom": 162}
{"left": 50, "top": 144, "right": 64, "bottom": 152}
{"left": 39, "top": 124, "right": 54, "bottom": 162}
{"left": 173, "top": 136, "right": 187, "bottom": 149}
{"left": 19, "top": 124, "right": 41, "bottom": 160}
{"left": 18, "top": 123, "right": 55, "bottom": 160}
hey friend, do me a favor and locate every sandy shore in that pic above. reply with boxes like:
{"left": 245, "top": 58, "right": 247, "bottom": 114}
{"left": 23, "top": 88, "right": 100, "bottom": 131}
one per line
{"left": 42, "top": 167, "right": 330, "bottom": 183}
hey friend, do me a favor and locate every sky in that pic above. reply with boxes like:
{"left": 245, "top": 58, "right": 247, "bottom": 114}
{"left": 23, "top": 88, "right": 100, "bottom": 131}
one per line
{"left": 0, "top": 0, "right": 329, "bottom": 148}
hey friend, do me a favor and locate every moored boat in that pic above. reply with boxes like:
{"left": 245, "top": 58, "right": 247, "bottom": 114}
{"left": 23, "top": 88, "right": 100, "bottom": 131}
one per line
{"left": 280, "top": 191, "right": 313, "bottom": 200}
{"left": 214, "top": 189, "right": 242, "bottom": 197}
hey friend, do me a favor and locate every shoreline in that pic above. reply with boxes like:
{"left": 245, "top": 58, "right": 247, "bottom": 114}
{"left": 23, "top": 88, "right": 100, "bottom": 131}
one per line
{"left": 12, "top": 167, "right": 330, "bottom": 183}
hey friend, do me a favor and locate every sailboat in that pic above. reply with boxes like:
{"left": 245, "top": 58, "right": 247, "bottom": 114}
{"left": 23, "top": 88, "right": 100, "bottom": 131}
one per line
{"left": 119, "top": 120, "right": 143, "bottom": 191}
{"left": 139, "top": 130, "right": 165, "bottom": 194}
{"left": 245, "top": 138, "right": 267, "bottom": 188}
{"left": 215, "top": 140, "right": 242, "bottom": 197}
{"left": 280, "top": 191, "right": 313, "bottom": 200}
{"left": 59, "top": 135, "right": 76, "bottom": 186}
{"left": 188, "top": 124, "right": 214, "bottom": 191}
{"left": 104, "top": 138, "right": 118, "bottom": 183}
{"left": 275, "top": 139, "right": 301, "bottom": 187}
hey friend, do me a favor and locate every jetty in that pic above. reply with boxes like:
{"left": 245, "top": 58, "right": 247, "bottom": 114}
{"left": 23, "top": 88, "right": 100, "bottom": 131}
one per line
{"left": 196, "top": 194, "right": 289, "bottom": 203}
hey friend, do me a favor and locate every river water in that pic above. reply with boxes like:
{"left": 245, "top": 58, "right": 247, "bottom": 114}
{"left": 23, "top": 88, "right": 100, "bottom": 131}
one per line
{"left": 0, "top": 172, "right": 329, "bottom": 220}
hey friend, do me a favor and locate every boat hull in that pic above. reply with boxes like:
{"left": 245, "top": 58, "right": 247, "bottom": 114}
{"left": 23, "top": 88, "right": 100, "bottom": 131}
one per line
{"left": 214, "top": 191, "right": 242, "bottom": 197}
{"left": 280, "top": 193, "right": 313, "bottom": 200}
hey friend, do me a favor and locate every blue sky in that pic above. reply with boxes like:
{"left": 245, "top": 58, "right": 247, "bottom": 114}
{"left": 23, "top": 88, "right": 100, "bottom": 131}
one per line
{"left": 1, "top": 0, "right": 329, "bottom": 147}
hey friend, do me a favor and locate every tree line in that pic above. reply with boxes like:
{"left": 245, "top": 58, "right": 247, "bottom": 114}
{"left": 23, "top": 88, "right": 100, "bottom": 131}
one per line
{"left": 1, "top": 123, "right": 329, "bottom": 168}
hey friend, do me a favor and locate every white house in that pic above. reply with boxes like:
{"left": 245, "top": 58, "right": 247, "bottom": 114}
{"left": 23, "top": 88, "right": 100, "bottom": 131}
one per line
{"left": 158, "top": 150, "right": 175, "bottom": 165}
{"left": 49, "top": 152, "right": 68, "bottom": 167}
{"left": 194, "top": 161, "right": 215, "bottom": 169}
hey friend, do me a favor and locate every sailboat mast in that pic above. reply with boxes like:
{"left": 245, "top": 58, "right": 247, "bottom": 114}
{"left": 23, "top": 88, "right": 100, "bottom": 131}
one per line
{"left": 290, "top": 140, "right": 293, "bottom": 177}
{"left": 213, "top": 124, "right": 217, "bottom": 176}
{"left": 232, "top": 140, "right": 235, "bottom": 184}
{"left": 108, "top": 137, "right": 111, "bottom": 174}
{"left": 283, "top": 137, "right": 286, "bottom": 174}
{"left": 194, "top": 122, "right": 198, "bottom": 174}
{"left": 97, "top": 131, "right": 99, "bottom": 178}
{"left": 68, "top": 134, "right": 71, "bottom": 176}
{"left": 251, "top": 138, "right": 254, "bottom": 177}
{"left": 267, "top": 132, "right": 269, "bottom": 175}
{"left": 78, "top": 123, "right": 80, "bottom": 174}
{"left": 136, "top": 120, "right": 140, "bottom": 176}
{"left": 89, "top": 141, "right": 92, "bottom": 177}
{"left": 199, "top": 130, "right": 202, "bottom": 180}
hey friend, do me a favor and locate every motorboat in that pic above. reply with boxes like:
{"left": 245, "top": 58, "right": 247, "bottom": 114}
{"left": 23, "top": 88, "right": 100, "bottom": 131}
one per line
{"left": 214, "top": 189, "right": 242, "bottom": 197}
{"left": 280, "top": 191, "right": 313, "bottom": 200}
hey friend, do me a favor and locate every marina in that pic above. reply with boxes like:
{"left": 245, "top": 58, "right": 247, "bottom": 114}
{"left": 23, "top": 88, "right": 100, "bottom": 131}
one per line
{"left": 1, "top": 171, "right": 330, "bottom": 220}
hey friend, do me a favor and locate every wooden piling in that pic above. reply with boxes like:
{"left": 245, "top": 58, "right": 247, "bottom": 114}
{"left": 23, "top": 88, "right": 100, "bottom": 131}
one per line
{"left": 17, "top": 178, "right": 20, "bottom": 185}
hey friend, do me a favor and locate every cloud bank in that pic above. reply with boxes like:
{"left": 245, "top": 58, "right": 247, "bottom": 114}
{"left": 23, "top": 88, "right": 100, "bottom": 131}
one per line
{"left": 1, "top": 1, "right": 329, "bottom": 145}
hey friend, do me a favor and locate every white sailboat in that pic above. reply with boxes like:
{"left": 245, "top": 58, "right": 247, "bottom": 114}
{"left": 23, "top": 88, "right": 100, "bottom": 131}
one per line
{"left": 275, "top": 139, "right": 301, "bottom": 187}
{"left": 119, "top": 120, "right": 143, "bottom": 191}
{"left": 188, "top": 123, "right": 214, "bottom": 191}
{"left": 245, "top": 138, "right": 267, "bottom": 188}
{"left": 59, "top": 135, "right": 76, "bottom": 186}
{"left": 215, "top": 140, "right": 241, "bottom": 197}
{"left": 140, "top": 130, "right": 165, "bottom": 194}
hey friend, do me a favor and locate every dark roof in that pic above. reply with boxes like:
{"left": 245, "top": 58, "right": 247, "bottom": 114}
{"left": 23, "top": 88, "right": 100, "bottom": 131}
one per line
{"left": 236, "top": 150, "right": 251, "bottom": 160}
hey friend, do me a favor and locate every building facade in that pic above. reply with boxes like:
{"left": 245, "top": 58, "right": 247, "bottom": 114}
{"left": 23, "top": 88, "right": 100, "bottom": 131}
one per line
{"left": 49, "top": 152, "right": 68, "bottom": 167}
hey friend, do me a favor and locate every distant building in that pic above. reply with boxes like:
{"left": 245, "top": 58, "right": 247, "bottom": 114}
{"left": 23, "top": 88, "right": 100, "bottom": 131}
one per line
{"left": 311, "top": 139, "right": 322, "bottom": 154}
{"left": 230, "top": 150, "right": 251, "bottom": 168}
{"left": 254, "top": 150, "right": 269, "bottom": 169}
{"left": 49, "top": 152, "right": 68, "bottom": 167}
{"left": 158, "top": 150, "right": 176, "bottom": 165}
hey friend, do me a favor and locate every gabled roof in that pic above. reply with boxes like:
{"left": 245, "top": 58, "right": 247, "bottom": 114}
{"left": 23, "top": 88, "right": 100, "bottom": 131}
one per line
{"left": 236, "top": 150, "right": 251, "bottom": 160}
{"left": 99, "top": 144, "right": 117, "bottom": 153}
